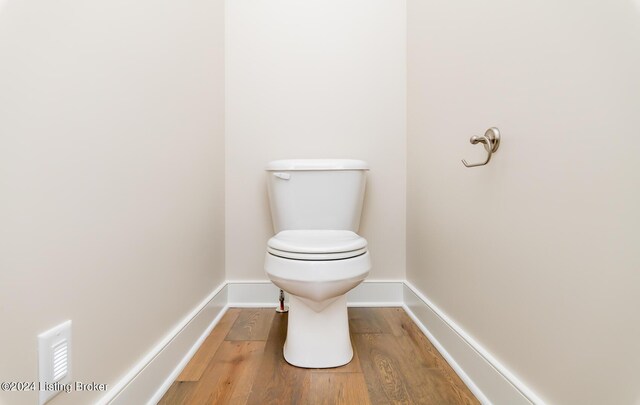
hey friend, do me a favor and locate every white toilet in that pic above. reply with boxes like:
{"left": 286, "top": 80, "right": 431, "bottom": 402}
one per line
{"left": 264, "top": 159, "right": 371, "bottom": 368}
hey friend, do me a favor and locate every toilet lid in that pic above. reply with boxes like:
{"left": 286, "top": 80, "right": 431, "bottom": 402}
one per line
{"left": 267, "top": 230, "right": 368, "bottom": 260}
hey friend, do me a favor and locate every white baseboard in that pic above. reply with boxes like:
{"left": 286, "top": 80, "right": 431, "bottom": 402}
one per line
{"left": 403, "top": 281, "right": 545, "bottom": 405}
{"left": 98, "top": 282, "right": 228, "bottom": 405}
{"left": 346, "top": 280, "right": 404, "bottom": 306}
{"left": 100, "top": 279, "right": 546, "bottom": 405}
{"left": 226, "top": 279, "right": 404, "bottom": 307}
{"left": 227, "top": 280, "right": 282, "bottom": 307}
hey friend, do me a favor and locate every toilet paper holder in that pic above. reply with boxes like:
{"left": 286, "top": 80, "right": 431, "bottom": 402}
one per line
{"left": 462, "top": 127, "right": 501, "bottom": 168}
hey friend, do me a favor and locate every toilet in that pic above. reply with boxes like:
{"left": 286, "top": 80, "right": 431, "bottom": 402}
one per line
{"left": 264, "top": 159, "right": 371, "bottom": 368}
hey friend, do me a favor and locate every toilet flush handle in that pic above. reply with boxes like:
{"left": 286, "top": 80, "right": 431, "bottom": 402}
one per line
{"left": 273, "top": 172, "right": 291, "bottom": 180}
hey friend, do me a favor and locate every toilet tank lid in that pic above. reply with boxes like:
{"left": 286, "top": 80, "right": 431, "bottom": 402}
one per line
{"left": 266, "top": 159, "right": 369, "bottom": 171}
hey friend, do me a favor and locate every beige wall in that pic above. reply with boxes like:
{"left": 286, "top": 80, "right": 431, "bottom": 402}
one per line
{"left": 407, "top": 1, "right": 640, "bottom": 404}
{"left": 225, "top": 0, "right": 407, "bottom": 280}
{"left": 0, "top": 0, "right": 225, "bottom": 404}
{"left": 4, "top": 0, "right": 638, "bottom": 403}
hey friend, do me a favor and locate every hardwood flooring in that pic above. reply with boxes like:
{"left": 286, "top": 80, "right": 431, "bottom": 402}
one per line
{"left": 159, "top": 307, "right": 479, "bottom": 405}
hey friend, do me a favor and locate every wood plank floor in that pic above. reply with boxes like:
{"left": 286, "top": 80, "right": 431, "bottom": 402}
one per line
{"left": 159, "top": 307, "right": 479, "bottom": 405}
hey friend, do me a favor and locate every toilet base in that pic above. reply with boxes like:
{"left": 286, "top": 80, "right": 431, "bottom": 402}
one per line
{"left": 283, "top": 294, "right": 353, "bottom": 368}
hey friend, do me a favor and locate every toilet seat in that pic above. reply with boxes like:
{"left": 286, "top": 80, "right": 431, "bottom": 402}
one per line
{"left": 267, "top": 230, "right": 368, "bottom": 261}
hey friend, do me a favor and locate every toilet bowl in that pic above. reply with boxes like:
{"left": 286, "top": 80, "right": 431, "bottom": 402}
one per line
{"left": 263, "top": 159, "right": 371, "bottom": 368}
{"left": 265, "top": 230, "right": 371, "bottom": 368}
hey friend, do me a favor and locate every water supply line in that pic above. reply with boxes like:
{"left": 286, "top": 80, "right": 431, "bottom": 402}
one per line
{"left": 275, "top": 289, "right": 289, "bottom": 313}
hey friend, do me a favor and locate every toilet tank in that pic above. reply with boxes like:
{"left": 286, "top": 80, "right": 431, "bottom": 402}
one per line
{"left": 266, "top": 159, "right": 369, "bottom": 233}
